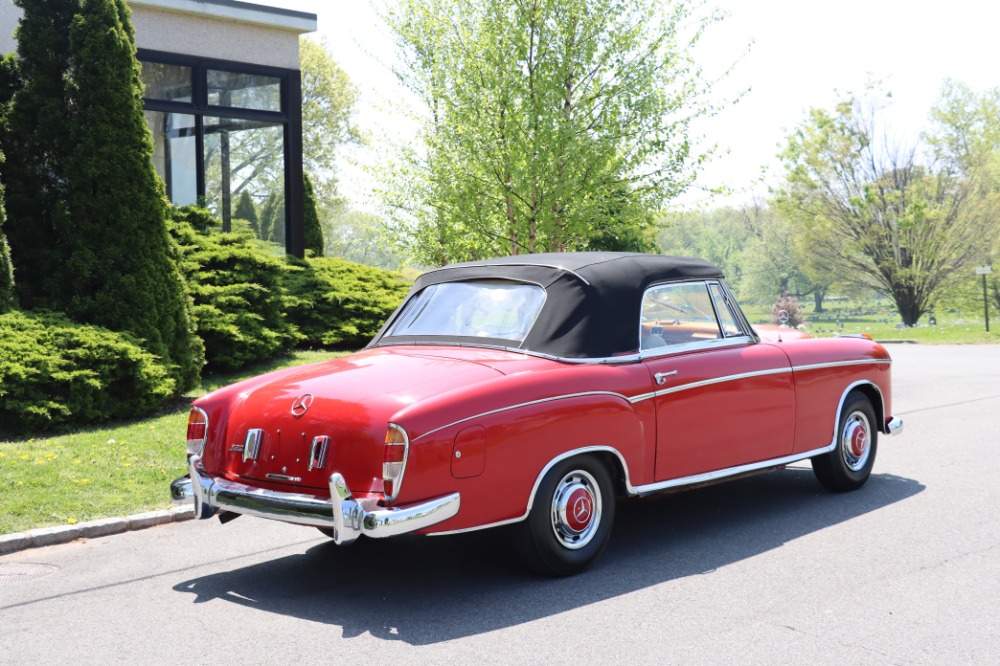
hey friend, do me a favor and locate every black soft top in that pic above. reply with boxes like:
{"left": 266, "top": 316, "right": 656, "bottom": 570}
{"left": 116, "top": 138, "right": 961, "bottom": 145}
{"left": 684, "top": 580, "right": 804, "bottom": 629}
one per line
{"left": 374, "top": 252, "right": 725, "bottom": 359}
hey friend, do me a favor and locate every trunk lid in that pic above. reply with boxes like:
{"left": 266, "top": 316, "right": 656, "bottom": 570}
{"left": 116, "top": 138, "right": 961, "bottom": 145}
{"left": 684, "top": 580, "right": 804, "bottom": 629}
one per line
{"left": 214, "top": 348, "right": 508, "bottom": 493}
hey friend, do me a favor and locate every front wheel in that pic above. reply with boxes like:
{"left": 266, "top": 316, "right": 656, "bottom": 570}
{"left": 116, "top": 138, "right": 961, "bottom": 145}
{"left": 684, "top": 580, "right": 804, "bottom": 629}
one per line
{"left": 514, "top": 455, "right": 616, "bottom": 576}
{"left": 812, "top": 392, "right": 878, "bottom": 492}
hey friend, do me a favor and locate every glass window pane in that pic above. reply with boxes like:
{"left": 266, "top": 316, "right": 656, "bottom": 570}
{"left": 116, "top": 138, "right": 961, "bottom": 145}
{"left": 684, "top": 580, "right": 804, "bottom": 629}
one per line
{"left": 207, "top": 69, "right": 281, "bottom": 112}
{"left": 144, "top": 110, "right": 197, "bottom": 206}
{"left": 386, "top": 280, "right": 547, "bottom": 342}
{"left": 203, "top": 116, "right": 285, "bottom": 248}
{"left": 640, "top": 283, "right": 721, "bottom": 349}
{"left": 709, "top": 284, "right": 744, "bottom": 337}
{"left": 140, "top": 61, "right": 193, "bottom": 103}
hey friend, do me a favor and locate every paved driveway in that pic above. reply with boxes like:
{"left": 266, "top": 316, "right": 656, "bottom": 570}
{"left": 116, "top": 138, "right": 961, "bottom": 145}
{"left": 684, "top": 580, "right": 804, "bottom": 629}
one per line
{"left": 1, "top": 344, "right": 998, "bottom": 664}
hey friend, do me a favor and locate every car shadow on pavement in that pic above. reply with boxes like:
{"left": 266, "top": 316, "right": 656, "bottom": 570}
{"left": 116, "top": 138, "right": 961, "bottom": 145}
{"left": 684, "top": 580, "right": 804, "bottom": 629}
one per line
{"left": 171, "top": 468, "right": 922, "bottom": 645}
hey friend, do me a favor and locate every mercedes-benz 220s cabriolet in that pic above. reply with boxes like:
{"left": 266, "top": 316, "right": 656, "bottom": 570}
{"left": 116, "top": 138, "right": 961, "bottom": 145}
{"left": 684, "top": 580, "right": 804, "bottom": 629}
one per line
{"left": 171, "top": 252, "right": 902, "bottom": 575}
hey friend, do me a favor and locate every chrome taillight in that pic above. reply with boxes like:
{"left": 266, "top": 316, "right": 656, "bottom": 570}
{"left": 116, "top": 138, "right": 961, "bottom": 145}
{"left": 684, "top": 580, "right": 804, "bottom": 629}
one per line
{"left": 382, "top": 423, "right": 409, "bottom": 501}
{"left": 186, "top": 407, "right": 209, "bottom": 457}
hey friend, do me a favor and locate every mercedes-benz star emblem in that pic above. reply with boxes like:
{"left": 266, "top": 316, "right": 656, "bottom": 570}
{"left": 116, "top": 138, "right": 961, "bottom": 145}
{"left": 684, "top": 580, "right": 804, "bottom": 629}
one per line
{"left": 573, "top": 496, "right": 592, "bottom": 523}
{"left": 291, "top": 394, "right": 314, "bottom": 417}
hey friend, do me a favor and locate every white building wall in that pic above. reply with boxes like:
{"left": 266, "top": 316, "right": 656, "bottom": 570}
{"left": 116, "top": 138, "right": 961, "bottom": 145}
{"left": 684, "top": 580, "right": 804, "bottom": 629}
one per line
{"left": 130, "top": 5, "right": 303, "bottom": 69}
{"left": 0, "top": 0, "right": 18, "bottom": 55}
{"left": 0, "top": 0, "right": 312, "bottom": 69}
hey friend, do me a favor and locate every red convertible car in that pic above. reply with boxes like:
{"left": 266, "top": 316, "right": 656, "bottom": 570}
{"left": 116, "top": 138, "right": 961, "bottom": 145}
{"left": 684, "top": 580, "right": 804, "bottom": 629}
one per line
{"left": 171, "top": 253, "right": 902, "bottom": 575}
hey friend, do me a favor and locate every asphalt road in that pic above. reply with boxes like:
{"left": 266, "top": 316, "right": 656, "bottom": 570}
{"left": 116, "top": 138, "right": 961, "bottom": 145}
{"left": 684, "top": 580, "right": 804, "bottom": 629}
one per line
{"left": 1, "top": 344, "right": 998, "bottom": 665}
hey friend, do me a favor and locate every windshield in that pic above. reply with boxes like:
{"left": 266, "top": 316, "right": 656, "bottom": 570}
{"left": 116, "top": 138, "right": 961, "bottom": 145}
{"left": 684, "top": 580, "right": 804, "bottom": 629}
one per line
{"left": 385, "top": 279, "right": 546, "bottom": 343}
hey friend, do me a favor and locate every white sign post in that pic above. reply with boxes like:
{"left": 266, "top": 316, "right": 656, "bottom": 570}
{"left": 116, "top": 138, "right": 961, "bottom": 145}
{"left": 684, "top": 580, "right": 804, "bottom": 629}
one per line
{"left": 976, "top": 267, "right": 993, "bottom": 332}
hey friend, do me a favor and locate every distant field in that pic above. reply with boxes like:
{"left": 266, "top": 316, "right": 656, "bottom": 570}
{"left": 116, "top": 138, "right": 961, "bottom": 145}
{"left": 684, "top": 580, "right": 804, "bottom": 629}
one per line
{"left": 742, "top": 302, "right": 997, "bottom": 344}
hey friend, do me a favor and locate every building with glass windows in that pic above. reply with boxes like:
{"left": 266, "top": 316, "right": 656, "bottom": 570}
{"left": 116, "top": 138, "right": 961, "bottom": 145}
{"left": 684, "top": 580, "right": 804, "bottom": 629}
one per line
{"left": 0, "top": 0, "right": 317, "bottom": 256}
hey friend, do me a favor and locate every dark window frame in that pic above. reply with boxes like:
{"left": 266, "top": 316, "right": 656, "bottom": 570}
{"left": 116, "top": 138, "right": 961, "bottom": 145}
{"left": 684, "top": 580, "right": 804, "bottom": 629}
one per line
{"left": 138, "top": 48, "right": 304, "bottom": 257}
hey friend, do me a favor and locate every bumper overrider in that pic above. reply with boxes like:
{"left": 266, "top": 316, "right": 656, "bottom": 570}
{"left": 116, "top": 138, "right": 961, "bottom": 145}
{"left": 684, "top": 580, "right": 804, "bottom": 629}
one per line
{"left": 170, "top": 455, "right": 460, "bottom": 545}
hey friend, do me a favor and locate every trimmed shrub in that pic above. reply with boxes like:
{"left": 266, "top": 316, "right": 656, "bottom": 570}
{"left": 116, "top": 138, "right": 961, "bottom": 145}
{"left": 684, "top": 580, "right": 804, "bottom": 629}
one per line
{"left": 284, "top": 256, "right": 410, "bottom": 349}
{"left": 169, "top": 206, "right": 302, "bottom": 371}
{"left": 0, "top": 310, "right": 176, "bottom": 435}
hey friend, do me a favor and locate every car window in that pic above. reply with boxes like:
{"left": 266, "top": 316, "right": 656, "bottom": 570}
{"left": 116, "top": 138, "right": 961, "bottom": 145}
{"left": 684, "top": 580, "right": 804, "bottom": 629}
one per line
{"left": 709, "top": 283, "right": 744, "bottom": 337}
{"left": 640, "top": 282, "right": 723, "bottom": 350}
{"left": 385, "top": 279, "right": 546, "bottom": 342}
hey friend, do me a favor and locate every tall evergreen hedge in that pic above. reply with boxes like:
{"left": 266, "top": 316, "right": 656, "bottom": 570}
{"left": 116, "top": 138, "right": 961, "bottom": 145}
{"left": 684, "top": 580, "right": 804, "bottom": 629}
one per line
{"left": 1, "top": 0, "right": 78, "bottom": 311}
{"left": 1, "top": 0, "right": 203, "bottom": 390}
{"left": 60, "top": 0, "right": 203, "bottom": 389}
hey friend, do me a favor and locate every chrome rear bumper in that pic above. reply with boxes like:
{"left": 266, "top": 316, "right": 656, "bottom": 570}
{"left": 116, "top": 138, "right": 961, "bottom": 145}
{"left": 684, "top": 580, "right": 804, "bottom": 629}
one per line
{"left": 886, "top": 416, "right": 903, "bottom": 435}
{"left": 171, "top": 455, "right": 460, "bottom": 545}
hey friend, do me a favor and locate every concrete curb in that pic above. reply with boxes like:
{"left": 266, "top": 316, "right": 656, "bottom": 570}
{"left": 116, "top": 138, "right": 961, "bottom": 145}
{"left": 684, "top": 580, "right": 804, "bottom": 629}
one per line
{"left": 0, "top": 506, "right": 195, "bottom": 556}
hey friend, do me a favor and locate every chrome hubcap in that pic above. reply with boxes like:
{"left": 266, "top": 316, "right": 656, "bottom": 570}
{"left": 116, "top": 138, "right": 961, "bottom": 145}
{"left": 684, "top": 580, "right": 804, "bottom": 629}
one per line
{"left": 550, "top": 469, "right": 602, "bottom": 550}
{"left": 841, "top": 411, "right": 872, "bottom": 472}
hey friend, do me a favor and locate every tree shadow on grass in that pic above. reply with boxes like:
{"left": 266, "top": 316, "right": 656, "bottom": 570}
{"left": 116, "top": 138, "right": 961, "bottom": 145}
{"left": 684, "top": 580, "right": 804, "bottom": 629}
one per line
{"left": 172, "top": 469, "right": 922, "bottom": 645}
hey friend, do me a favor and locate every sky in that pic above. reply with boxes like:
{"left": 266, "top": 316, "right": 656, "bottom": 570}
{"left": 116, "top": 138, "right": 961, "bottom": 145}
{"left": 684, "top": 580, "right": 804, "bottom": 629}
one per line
{"left": 264, "top": 0, "right": 1000, "bottom": 210}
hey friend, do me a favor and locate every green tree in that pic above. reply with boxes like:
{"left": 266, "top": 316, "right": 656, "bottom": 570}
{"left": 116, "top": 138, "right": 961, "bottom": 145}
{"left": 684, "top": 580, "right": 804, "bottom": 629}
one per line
{"left": 323, "top": 206, "right": 408, "bottom": 269}
{"left": 300, "top": 37, "right": 361, "bottom": 203}
{"left": 302, "top": 174, "right": 324, "bottom": 256}
{"left": 233, "top": 189, "right": 259, "bottom": 234}
{"left": 775, "top": 85, "right": 984, "bottom": 326}
{"left": 386, "top": 0, "right": 723, "bottom": 264}
{"left": 258, "top": 192, "right": 285, "bottom": 246}
{"left": 57, "top": 0, "right": 202, "bottom": 389}
{"left": 0, "top": 0, "right": 78, "bottom": 310}
{"left": 926, "top": 79, "right": 1000, "bottom": 313}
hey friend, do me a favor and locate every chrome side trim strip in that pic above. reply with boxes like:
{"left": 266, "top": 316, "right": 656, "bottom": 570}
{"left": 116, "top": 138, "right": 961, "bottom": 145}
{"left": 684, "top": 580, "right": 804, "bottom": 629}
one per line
{"left": 629, "top": 359, "right": 893, "bottom": 404}
{"left": 629, "top": 444, "right": 836, "bottom": 496}
{"left": 793, "top": 359, "right": 892, "bottom": 372}
{"left": 413, "top": 391, "right": 633, "bottom": 442}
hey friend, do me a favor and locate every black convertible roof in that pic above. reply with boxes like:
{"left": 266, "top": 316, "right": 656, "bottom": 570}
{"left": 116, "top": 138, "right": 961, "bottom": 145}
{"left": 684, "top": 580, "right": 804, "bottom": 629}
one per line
{"left": 374, "top": 252, "right": 725, "bottom": 359}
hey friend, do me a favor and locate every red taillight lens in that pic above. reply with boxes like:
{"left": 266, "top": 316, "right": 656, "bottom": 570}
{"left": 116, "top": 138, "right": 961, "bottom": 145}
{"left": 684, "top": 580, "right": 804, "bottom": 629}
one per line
{"left": 382, "top": 424, "right": 409, "bottom": 501}
{"left": 186, "top": 407, "right": 209, "bottom": 457}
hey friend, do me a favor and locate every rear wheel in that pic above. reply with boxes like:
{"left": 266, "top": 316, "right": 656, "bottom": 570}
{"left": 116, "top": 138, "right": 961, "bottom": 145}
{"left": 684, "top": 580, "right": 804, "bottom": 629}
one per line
{"left": 812, "top": 392, "right": 878, "bottom": 492}
{"left": 515, "top": 455, "right": 615, "bottom": 576}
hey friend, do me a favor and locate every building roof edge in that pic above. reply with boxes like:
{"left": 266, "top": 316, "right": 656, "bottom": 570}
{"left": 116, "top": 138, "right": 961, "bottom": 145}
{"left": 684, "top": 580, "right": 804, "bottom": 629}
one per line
{"left": 130, "top": 0, "right": 317, "bottom": 34}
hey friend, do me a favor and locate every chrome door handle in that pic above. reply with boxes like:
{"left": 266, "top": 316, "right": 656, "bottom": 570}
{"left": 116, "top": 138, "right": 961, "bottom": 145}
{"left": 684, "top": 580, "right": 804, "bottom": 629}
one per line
{"left": 654, "top": 370, "right": 678, "bottom": 385}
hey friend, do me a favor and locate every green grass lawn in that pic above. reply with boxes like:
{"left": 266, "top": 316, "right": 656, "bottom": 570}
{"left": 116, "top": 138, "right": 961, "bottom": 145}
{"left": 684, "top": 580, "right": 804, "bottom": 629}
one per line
{"left": 0, "top": 349, "right": 344, "bottom": 535}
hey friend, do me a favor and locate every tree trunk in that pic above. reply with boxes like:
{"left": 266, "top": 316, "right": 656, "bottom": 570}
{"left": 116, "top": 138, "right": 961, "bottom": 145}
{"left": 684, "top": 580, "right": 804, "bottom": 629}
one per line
{"left": 813, "top": 288, "right": 826, "bottom": 313}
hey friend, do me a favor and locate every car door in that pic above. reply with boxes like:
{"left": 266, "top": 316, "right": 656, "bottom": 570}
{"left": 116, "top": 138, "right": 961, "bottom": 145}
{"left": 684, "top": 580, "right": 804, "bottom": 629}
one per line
{"left": 640, "top": 281, "right": 795, "bottom": 482}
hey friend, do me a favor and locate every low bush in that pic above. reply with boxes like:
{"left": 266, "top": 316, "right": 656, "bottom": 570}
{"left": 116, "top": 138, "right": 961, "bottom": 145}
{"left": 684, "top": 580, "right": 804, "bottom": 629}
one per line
{"left": 0, "top": 310, "right": 176, "bottom": 435}
{"left": 168, "top": 207, "right": 302, "bottom": 371}
{"left": 284, "top": 256, "right": 410, "bottom": 349}
{"left": 770, "top": 294, "right": 804, "bottom": 328}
